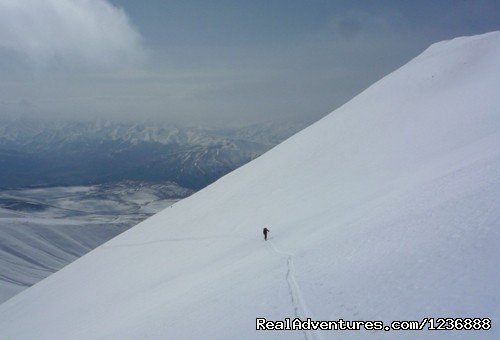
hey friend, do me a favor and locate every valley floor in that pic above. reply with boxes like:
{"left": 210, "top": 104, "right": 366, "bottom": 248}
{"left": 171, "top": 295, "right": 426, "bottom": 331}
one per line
{"left": 0, "top": 181, "right": 191, "bottom": 303}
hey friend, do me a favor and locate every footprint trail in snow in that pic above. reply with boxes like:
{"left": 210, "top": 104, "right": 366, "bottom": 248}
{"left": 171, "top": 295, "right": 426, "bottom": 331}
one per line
{"left": 268, "top": 240, "right": 324, "bottom": 340}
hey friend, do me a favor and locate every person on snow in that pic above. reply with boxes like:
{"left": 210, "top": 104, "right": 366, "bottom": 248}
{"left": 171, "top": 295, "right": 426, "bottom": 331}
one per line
{"left": 263, "top": 227, "right": 270, "bottom": 241}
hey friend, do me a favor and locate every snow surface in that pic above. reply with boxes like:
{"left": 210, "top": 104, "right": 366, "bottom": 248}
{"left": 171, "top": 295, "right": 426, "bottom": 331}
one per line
{"left": 0, "top": 32, "right": 499, "bottom": 339}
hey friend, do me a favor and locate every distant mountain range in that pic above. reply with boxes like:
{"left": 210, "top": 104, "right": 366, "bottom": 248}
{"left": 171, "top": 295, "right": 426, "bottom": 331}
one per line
{"left": 0, "top": 119, "right": 307, "bottom": 189}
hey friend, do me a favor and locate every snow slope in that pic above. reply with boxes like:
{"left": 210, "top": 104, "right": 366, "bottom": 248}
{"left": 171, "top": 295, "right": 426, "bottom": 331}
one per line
{"left": 0, "top": 32, "right": 499, "bottom": 339}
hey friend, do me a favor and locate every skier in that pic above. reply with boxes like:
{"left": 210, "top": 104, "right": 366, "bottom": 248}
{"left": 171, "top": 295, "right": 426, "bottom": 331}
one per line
{"left": 263, "top": 227, "right": 270, "bottom": 241}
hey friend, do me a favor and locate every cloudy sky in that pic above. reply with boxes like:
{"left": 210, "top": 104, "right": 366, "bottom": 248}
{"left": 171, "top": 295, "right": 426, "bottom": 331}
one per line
{"left": 0, "top": 0, "right": 499, "bottom": 127}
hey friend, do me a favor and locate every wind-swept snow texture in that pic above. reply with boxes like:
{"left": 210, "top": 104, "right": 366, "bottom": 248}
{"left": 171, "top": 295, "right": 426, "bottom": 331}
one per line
{"left": 0, "top": 32, "right": 499, "bottom": 339}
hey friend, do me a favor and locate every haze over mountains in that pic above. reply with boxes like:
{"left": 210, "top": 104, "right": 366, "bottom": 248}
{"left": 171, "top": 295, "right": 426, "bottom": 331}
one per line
{"left": 0, "top": 119, "right": 307, "bottom": 189}
{"left": 1, "top": 32, "right": 498, "bottom": 339}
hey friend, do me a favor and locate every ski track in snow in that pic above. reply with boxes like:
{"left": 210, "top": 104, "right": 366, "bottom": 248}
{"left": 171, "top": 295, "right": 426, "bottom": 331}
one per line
{"left": 268, "top": 240, "right": 323, "bottom": 340}
{"left": 104, "top": 236, "right": 325, "bottom": 340}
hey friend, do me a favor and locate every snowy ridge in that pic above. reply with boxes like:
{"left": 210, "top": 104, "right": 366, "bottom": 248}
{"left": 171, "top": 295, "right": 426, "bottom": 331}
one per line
{"left": 0, "top": 32, "right": 499, "bottom": 339}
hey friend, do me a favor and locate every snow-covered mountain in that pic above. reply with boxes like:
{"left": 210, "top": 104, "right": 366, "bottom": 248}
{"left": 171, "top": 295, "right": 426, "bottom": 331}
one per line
{"left": 0, "top": 120, "right": 306, "bottom": 189}
{"left": 0, "top": 32, "right": 499, "bottom": 339}
{"left": 0, "top": 119, "right": 306, "bottom": 148}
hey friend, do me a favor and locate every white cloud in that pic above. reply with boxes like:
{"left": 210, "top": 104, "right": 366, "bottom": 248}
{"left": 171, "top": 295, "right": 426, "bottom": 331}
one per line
{"left": 0, "top": 0, "right": 145, "bottom": 69}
